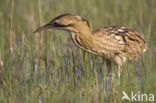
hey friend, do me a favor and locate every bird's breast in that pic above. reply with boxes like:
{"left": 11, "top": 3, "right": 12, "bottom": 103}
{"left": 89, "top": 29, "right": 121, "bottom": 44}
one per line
{"left": 70, "top": 32, "right": 99, "bottom": 55}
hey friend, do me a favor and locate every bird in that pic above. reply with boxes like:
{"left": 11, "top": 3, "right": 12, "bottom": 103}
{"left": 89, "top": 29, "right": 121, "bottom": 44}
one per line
{"left": 33, "top": 14, "right": 147, "bottom": 78}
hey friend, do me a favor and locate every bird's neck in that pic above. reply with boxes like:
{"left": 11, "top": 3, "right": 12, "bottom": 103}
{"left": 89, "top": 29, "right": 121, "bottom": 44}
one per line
{"left": 70, "top": 26, "right": 94, "bottom": 52}
{"left": 75, "top": 23, "right": 92, "bottom": 35}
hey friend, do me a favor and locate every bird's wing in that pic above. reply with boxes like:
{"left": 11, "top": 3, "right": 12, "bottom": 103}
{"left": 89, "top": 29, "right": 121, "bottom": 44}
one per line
{"left": 92, "top": 26, "right": 127, "bottom": 52}
{"left": 93, "top": 26, "right": 144, "bottom": 45}
{"left": 93, "top": 26, "right": 147, "bottom": 59}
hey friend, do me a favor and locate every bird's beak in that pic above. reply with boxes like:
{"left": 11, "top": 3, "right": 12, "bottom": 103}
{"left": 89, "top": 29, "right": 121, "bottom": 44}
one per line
{"left": 33, "top": 19, "right": 71, "bottom": 33}
{"left": 33, "top": 23, "right": 53, "bottom": 33}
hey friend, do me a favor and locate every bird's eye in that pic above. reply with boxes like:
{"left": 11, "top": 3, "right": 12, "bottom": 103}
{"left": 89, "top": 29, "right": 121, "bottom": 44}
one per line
{"left": 67, "top": 24, "right": 73, "bottom": 26}
{"left": 53, "top": 22, "right": 58, "bottom": 25}
{"left": 53, "top": 22, "right": 73, "bottom": 27}
{"left": 53, "top": 22, "right": 60, "bottom": 27}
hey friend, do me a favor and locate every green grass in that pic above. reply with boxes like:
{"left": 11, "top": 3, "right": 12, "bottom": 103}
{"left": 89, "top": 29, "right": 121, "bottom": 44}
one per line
{"left": 0, "top": 0, "right": 155, "bottom": 103}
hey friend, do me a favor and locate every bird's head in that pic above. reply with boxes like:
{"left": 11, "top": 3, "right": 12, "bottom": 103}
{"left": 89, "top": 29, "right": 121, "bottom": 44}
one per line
{"left": 33, "top": 14, "right": 90, "bottom": 33}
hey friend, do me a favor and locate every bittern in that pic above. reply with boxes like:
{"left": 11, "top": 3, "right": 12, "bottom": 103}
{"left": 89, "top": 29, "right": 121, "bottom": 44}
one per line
{"left": 34, "top": 14, "right": 147, "bottom": 78}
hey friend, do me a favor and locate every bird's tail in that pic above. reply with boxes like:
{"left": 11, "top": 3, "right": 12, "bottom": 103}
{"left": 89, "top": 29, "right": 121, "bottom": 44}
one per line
{"left": 142, "top": 43, "right": 148, "bottom": 53}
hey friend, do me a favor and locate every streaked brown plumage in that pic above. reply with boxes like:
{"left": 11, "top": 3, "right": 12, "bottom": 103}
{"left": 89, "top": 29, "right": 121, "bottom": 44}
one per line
{"left": 34, "top": 14, "right": 148, "bottom": 78}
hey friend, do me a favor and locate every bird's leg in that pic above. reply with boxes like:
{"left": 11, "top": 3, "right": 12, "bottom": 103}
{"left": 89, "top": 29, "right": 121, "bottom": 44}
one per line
{"left": 98, "top": 58, "right": 105, "bottom": 69}
{"left": 106, "top": 59, "right": 111, "bottom": 76}
{"left": 105, "top": 59, "right": 113, "bottom": 99}
{"left": 97, "top": 58, "right": 104, "bottom": 82}
{"left": 114, "top": 56, "right": 123, "bottom": 79}
{"left": 117, "top": 65, "right": 121, "bottom": 79}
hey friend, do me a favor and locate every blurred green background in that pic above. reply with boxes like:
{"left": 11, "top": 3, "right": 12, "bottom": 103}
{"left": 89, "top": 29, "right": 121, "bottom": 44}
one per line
{"left": 0, "top": 0, "right": 155, "bottom": 103}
